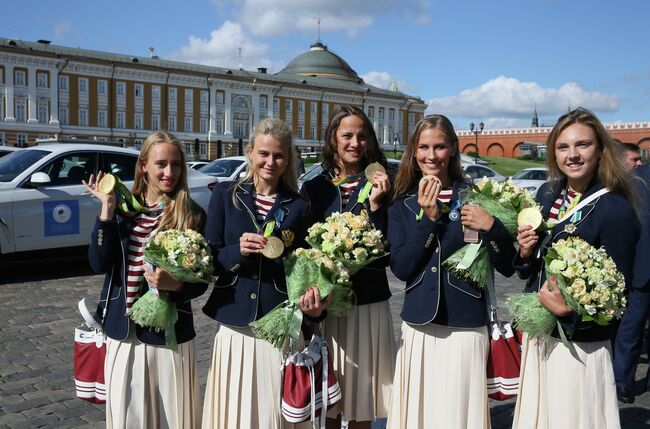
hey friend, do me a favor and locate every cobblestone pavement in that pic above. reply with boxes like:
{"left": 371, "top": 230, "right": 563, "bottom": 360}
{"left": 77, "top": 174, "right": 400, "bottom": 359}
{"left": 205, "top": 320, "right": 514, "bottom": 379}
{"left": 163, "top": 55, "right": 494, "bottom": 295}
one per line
{"left": 1, "top": 253, "right": 650, "bottom": 428}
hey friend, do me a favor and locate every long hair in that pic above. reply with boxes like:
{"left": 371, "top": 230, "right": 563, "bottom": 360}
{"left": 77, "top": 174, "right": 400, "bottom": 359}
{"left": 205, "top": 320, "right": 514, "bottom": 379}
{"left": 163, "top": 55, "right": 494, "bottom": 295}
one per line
{"left": 231, "top": 117, "right": 297, "bottom": 206}
{"left": 545, "top": 107, "right": 638, "bottom": 210}
{"left": 132, "top": 131, "right": 203, "bottom": 231}
{"left": 321, "top": 105, "right": 387, "bottom": 173}
{"left": 392, "top": 114, "right": 465, "bottom": 200}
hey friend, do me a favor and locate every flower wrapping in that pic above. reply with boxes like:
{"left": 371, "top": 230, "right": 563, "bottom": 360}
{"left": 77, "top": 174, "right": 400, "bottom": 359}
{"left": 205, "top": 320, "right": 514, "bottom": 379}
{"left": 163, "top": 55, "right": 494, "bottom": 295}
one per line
{"left": 507, "top": 236, "right": 626, "bottom": 347}
{"left": 127, "top": 229, "right": 214, "bottom": 348}
{"left": 442, "top": 179, "right": 540, "bottom": 287}
{"left": 250, "top": 211, "right": 388, "bottom": 350}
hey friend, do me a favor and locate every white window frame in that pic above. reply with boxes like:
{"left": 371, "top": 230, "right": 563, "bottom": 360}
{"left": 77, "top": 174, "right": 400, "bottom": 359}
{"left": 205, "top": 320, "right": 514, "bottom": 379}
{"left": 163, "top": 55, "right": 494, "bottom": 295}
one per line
{"left": 58, "top": 75, "right": 69, "bottom": 90}
{"left": 0, "top": 132, "right": 5, "bottom": 145}
{"left": 298, "top": 101, "right": 304, "bottom": 112}
{"left": 310, "top": 102, "right": 317, "bottom": 115}
{"left": 152, "top": 114, "right": 160, "bottom": 130}
{"left": 134, "top": 112, "right": 143, "bottom": 130}
{"left": 15, "top": 98, "right": 26, "bottom": 122}
{"left": 184, "top": 116, "right": 192, "bottom": 132}
{"left": 200, "top": 117, "right": 208, "bottom": 134}
{"left": 260, "top": 96, "right": 268, "bottom": 109}
{"left": 169, "top": 115, "right": 177, "bottom": 131}
{"left": 216, "top": 91, "right": 224, "bottom": 105}
{"left": 37, "top": 72, "right": 48, "bottom": 88}
{"left": 59, "top": 106, "right": 69, "bottom": 125}
{"left": 285, "top": 100, "right": 292, "bottom": 113}
{"left": 15, "top": 70, "right": 26, "bottom": 86}
{"left": 116, "top": 111, "right": 125, "bottom": 129}
{"left": 17, "top": 133, "right": 28, "bottom": 147}
{"left": 116, "top": 82, "right": 126, "bottom": 96}
{"left": 37, "top": 100, "right": 48, "bottom": 123}
{"left": 98, "top": 110, "right": 107, "bottom": 128}
{"left": 79, "top": 108, "right": 88, "bottom": 126}
{"left": 185, "top": 89, "right": 193, "bottom": 104}
{"left": 152, "top": 86, "right": 160, "bottom": 100}
{"left": 169, "top": 87, "right": 177, "bottom": 101}
{"left": 79, "top": 78, "right": 88, "bottom": 93}
{"left": 135, "top": 84, "right": 144, "bottom": 98}
{"left": 98, "top": 80, "right": 108, "bottom": 95}
{"left": 200, "top": 91, "right": 208, "bottom": 105}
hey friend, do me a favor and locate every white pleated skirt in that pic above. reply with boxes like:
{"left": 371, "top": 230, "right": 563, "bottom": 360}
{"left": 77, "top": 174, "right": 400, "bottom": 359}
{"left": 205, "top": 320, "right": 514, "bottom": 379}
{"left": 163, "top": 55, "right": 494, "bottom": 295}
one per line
{"left": 325, "top": 300, "right": 396, "bottom": 422}
{"left": 512, "top": 334, "right": 621, "bottom": 429}
{"left": 105, "top": 333, "right": 201, "bottom": 429}
{"left": 386, "top": 322, "right": 490, "bottom": 429}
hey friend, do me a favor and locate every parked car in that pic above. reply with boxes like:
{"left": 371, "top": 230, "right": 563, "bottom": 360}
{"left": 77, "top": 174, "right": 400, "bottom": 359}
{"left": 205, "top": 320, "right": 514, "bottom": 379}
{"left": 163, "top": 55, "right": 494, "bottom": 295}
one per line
{"left": 186, "top": 161, "right": 210, "bottom": 170}
{"left": 510, "top": 167, "right": 548, "bottom": 196}
{"left": 0, "top": 146, "right": 20, "bottom": 158}
{"left": 462, "top": 164, "right": 506, "bottom": 184}
{"left": 297, "top": 158, "right": 401, "bottom": 189}
{"left": 199, "top": 156, "right": 248, "bottom": 182}
{"left": 0, "top": 144, "right": 217, "bottom": 256}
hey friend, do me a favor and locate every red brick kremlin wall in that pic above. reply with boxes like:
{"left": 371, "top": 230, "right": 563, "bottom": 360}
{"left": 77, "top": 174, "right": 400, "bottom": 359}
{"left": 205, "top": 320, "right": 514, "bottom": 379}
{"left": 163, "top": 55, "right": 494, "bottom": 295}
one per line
{"left": 457, "top": 122, "right": 650, "bottom": 158}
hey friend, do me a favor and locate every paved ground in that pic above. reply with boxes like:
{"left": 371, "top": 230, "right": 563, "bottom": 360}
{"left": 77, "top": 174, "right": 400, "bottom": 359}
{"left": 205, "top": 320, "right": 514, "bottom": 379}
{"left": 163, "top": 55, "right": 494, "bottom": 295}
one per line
{"left": 1, "top": 252, "right": 650, "bottom": 428}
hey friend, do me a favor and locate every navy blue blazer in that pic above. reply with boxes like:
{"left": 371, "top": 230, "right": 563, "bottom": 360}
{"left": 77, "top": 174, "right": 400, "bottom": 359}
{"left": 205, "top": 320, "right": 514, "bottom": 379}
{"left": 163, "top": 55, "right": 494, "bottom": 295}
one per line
{"left": 389, "top": 180, "right": 516, "bottom": 327}
{"left": 202, "top": 181, "right": 310, "bottom": 327}
{"left": 514, "top": 179, "right": 639, "bottom": 341}
{"left": 88, "top": 210, "right": 208, "bottom": 345}
{"left": 631, "top": 165, "right": 650, "bottom": 291}
{"left": 302, "top": 170, "right": 391, "bottom": 305}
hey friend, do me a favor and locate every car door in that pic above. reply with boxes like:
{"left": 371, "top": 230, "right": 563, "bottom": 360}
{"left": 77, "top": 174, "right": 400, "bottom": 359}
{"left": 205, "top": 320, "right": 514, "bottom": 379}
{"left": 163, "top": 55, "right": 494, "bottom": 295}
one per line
{"left": 11, "top": 151, "right": 100, "bottom": 252}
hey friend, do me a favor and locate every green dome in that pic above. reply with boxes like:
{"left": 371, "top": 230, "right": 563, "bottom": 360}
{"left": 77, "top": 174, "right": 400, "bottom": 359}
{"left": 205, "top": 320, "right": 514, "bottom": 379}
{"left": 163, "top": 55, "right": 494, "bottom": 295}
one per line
{"left": 279, "top": 42, "right": 360, "bottom": 82}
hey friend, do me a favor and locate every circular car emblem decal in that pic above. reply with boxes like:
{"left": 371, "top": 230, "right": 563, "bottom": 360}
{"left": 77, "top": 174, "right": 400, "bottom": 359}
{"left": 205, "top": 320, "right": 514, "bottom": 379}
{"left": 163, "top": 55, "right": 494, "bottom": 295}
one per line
{"left": 53, "top": 204, "right": 72, "bottom": 224}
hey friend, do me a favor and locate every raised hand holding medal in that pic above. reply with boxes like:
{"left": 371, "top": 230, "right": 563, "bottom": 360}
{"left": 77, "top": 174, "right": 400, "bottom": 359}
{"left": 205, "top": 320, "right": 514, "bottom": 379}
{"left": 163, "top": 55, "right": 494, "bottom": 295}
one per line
{"left": 417, "top": 175, "right": 442, "bottom": 221}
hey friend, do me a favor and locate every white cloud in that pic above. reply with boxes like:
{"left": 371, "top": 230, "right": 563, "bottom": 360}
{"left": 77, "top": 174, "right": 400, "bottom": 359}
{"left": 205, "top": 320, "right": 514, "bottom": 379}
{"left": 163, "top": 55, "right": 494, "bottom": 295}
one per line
{"left": 228, "top": 0, "right": 429, "bottom": 37}
{"left": 360, "top": 71, "right": 414, "bottom": 93}
{"left": 426, "top": 76, "right": 620, "bottom": 128}
{"left": 170, "top": 21, "right": 275, "bottom": 71}
{"left": 53, "top": 21, "right": 78, "bottom": 41}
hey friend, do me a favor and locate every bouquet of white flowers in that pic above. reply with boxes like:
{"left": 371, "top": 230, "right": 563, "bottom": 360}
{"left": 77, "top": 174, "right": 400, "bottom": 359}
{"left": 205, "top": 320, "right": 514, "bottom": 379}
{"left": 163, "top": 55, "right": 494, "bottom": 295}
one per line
{"left": 250, "top": 211, "right": 388, "bottom": 350}
{"left": 127, "top": 229, "right": 213, "bottom": 348}
{"left": 507, "top": 236, "right": 626, "bottom": 347}
{"left": 442, "top": 178, "right": 540, "bottom": 287}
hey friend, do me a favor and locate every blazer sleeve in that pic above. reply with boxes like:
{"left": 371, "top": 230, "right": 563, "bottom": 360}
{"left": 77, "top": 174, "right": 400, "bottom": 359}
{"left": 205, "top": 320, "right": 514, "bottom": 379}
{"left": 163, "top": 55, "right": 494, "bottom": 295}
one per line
{"left": 88, "top": 217, "right": 119, "bottom": 274}
{"left": 480, "top": 216, "right": 517, "bottom": 277}
{"left": 204, "top": 186, "right": 256, "bottom": 275}
{"left": 388, "top": 202, "right": 443, "bottom": 281}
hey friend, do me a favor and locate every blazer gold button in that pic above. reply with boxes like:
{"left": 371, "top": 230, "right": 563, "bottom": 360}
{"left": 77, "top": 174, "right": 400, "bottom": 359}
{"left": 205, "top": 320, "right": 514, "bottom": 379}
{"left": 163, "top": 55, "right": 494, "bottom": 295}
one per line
{"left": 431, "top": 266, "right": 437, "bottom": 273}
{"left": 250, "top": 293, "right": 257, "bottom": 299}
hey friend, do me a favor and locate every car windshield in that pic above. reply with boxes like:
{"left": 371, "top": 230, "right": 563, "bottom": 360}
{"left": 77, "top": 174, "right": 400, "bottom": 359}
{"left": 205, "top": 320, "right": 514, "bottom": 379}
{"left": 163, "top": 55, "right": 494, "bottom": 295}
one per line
{"left": 512, "top": 169, "right": 547, "bottom": 180}
{"left": 0, "top": 149, "right": 50, "bottom": 182}
{"left": 199, "top": 159, "right": 245, "bottom": 178}
{"left": 300, "top": 163, "right": 324, "bottom": 182}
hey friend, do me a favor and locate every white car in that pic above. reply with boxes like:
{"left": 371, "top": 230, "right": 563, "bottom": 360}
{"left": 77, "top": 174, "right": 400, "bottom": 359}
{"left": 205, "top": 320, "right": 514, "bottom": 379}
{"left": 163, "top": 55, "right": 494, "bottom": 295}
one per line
{"left": 462, "top": 164, "right": 506, "bottom": 184}
{"left": 0, "top": 146, "right": 20, "bottom": 158}
{"left": 199, "top": 156, "right": 248, "bottom": 182}
{"left": 510, "top": 167, "right": 548, "bottom": 196}
{"left": 0, "top": 144, "right": 217, "bottom": 255}
{"left": 186, "top": 161, "right": 210, "bottom": 170}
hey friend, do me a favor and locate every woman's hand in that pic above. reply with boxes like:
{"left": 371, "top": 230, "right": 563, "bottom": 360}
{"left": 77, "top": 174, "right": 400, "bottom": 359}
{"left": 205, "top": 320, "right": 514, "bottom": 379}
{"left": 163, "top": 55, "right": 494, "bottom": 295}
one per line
{"left": 538, "top": 276, "right": 572, "bottom": 317}
{"left": 460, "top": 205, "right": 494, "bottom": 232}
{"left": 143, "top": 264, "right": 183, "bottom": 292}
{"left": 516, "top": 224, "right": 539, "bottom": 259}
{"left": 239, "top": 232, "right": 266, "bottom": 256}
{"left": 82, "top": 171, "right": 116, "bottom": 221}
{"left": 418, "top": 176, "right": 441, "bottom": 222}
{"left": 299, "top": 286, "right": 332, "bottom": 318}
{"left": 368, "top": 171, "right": 391, "bottom": 212}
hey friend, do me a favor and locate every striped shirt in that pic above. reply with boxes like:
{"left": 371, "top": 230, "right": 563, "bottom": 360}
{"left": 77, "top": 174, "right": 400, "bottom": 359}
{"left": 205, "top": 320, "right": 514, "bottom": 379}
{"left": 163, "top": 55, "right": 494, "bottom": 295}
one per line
{"left": 340, "top": 178, "right": 361, "bottom": 208}
{"left": 548, "top": 189, "right": 580, "bottom": 221}
{"left": 437, "top": 188, "right": 453, "bottom": 204}
{"left": 254, "top": 193, "right": 276, "bottom": 222}
{"left": 125, "top": 209, "right": 162, "bottom": 308}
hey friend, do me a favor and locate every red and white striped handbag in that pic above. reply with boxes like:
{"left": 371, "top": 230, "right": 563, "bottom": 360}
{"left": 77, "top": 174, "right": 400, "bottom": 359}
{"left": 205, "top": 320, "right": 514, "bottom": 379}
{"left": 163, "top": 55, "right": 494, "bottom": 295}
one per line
{"left": 486, "top": 320, "right": 522, "bottom": 400}
{"left": 73, "top": 298, "right": 106, "bottom": 404}
{"left": 281, "top": 334, "right": 341, "bottom": 428}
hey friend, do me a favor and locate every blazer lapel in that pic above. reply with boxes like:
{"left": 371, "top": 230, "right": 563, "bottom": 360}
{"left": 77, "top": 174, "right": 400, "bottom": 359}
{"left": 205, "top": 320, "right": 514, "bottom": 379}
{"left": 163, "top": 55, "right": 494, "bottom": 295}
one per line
{"left": 235, "top": 182, "right": 260, "bottom": 229}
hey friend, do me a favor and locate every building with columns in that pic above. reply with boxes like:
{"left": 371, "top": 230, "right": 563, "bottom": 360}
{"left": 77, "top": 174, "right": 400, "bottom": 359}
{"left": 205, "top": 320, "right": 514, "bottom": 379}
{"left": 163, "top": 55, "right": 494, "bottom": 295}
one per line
{"left": 0, "top": 38, "right": 427, "bottom": 159}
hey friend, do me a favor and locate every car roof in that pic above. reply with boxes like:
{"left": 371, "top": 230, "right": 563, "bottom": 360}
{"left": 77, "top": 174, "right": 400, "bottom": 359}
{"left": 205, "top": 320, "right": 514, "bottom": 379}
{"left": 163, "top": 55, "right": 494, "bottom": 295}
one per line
{"left": 212, "top": 156, "right": 247, "bottom": 161}
{"left": 28, "top": 143, "right": 140, "bottom": 155}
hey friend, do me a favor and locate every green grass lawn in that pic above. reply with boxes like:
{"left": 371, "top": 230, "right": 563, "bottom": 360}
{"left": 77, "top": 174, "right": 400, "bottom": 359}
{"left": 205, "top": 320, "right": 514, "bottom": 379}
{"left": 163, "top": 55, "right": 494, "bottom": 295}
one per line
{"left": 481, "top": 156, "right": 546, "bottom": 177}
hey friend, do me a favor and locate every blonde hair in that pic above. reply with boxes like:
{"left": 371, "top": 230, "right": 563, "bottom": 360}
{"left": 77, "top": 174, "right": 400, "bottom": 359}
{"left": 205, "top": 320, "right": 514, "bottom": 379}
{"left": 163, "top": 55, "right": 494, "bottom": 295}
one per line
{"left": 231, "top": 117, "right": 298, "bottom": 206}
{"left": 545, "top": 107, "right": 638, "bottom": 211}
{"left": 132, "top": 131, "right": 203, "bottom": 231}
{"left": 393, "top": 115, "right": 466, "bottom": 201}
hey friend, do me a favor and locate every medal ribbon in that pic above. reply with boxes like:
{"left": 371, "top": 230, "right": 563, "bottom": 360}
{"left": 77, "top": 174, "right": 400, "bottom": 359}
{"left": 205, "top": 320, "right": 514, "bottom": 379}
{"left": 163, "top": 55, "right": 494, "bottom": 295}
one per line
{"left": 330, "top": 173, "right": 363, "bottom": 186}
{"left": 558, "top": 190, "right": 582, "bottom": 221}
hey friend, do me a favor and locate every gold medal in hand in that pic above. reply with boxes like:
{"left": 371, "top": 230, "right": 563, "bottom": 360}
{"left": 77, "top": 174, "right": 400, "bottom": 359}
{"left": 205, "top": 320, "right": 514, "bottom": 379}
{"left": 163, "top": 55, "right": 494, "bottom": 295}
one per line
{"left": 261, "top": 236, "right": 284, "bottom": 259}
{"left": 365, "top": 162, "right": 386, "bottom": 182}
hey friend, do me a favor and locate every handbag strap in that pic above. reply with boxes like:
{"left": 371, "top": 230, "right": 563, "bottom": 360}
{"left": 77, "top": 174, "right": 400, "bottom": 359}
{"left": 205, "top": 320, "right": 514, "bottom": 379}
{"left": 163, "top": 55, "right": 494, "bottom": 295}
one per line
{"left": 547, "top": 187, "right": 610, "bottom": 226}
{"left": 485, "top": 269, "right": 498, "bottom": 324}
{"left": 78, "top": 298, "right": 102, "bottom": 330}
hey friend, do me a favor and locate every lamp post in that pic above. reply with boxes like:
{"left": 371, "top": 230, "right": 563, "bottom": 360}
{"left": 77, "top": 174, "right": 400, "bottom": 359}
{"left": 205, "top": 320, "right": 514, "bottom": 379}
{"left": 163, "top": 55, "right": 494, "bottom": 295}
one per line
{"left": 469, "top": 121, "right": 484, "bottom": 163}
{"left": 128, "top": 132, "right": 137, "bottom": 149}
{"left": 393, "top": 132, "right": 400, "bottom": 159}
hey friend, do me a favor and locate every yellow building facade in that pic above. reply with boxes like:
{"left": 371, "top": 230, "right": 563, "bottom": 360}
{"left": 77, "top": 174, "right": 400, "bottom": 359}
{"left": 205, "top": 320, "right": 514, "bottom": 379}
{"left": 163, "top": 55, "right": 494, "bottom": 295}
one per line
{"left": 0, "top": 38, "right": 426, "bottom": 159}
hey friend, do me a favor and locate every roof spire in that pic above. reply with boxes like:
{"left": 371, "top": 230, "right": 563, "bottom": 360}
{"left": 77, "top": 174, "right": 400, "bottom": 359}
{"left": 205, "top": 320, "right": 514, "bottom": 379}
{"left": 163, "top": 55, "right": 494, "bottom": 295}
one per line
{"left": 316, "top": 15, "right": 321, "bottom": 44}
{"left": 532, "top": 104, "right": 539, "bottom": 127}
{"left": 389, "top": 80, "right": 400, "bottom": 92}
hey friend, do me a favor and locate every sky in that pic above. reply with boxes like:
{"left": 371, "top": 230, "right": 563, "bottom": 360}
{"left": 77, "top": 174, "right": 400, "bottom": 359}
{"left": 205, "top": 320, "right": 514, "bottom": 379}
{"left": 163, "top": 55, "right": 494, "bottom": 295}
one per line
{"left": 3, "top": 0, "right": 650, "bottom": 131}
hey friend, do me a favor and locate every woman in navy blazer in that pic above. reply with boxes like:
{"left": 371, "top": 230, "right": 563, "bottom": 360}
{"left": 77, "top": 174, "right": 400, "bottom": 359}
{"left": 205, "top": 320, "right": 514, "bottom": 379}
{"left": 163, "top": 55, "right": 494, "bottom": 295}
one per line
{"left": 85, "top": 131, "right": 207, "bottom": 428}
{"left": 386, "top": 115, "right": 516, "bottom": 429}
{"left": 512, "top": 108, "right": 640, "bottom": 429}
{"left": 301, "top": 106, "right": 394, "bottom": 429}
{"left": 201, "top": 118, "right": 327, "bottom": 429}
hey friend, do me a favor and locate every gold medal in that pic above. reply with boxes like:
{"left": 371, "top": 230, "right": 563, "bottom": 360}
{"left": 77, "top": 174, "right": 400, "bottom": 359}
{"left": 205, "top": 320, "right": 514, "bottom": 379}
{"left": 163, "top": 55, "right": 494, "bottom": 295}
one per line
{"left": 420, "top": 174, "right": 441, "bottom": 186}
{"left": 97, "top": 173, "right": 116, "bottom": 194}
{"left": 517, "top": 207, "right": 543, "bottom": 230}
{"left": 261, "top": 236, "right": 284, "bottom": 259}
{"left": 365, "top": 162, "right": 386, "bottom": 182}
